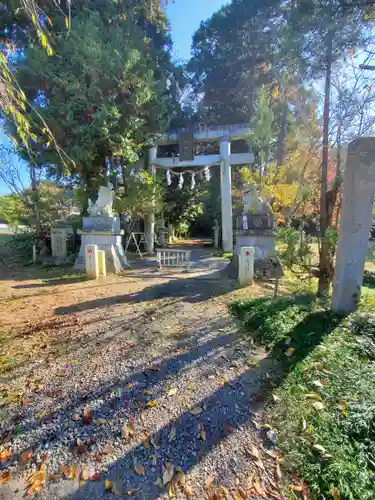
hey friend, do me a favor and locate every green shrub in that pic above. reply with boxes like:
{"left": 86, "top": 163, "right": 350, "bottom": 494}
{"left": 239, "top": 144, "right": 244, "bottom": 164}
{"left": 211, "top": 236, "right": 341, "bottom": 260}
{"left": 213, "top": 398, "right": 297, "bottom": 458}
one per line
{"left": 1, "top": 232, "right": 35, "bottom": 263}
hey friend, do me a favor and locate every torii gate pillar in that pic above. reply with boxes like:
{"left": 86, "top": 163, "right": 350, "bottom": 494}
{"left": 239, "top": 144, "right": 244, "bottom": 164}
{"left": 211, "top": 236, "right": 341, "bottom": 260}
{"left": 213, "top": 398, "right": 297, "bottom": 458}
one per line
{"left": 220, "top": 136, "right": 233, "bottom": 253}
{"left": 144, "top": 145, "right": 157, "bottom": 253}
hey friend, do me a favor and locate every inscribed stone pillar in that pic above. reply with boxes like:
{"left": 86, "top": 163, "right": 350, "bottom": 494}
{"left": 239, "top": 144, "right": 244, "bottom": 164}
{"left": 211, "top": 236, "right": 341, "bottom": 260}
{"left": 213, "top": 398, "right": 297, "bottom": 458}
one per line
{"left": 220, "top": 136, "right": 233, "bottom": 253}
{"left": 85, "top": 244, "right": 99, "bottom": 279}
{"left": 332, "top": 137, "right": 375, "bottom": 313}
{"left": 238, "top": 246, "right": 255, "bottom": 286}
{"left": 144, "top": 146, "right": 157, "bottom": 253}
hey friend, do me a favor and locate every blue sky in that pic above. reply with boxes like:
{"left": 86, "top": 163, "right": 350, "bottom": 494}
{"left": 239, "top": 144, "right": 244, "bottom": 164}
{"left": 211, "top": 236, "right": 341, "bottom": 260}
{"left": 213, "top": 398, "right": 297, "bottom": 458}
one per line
{"left": 0, "top": 0, "right": 227, "bottom": 196}
{"left": 166, "top": 0, "right": 227, "bottom": 61}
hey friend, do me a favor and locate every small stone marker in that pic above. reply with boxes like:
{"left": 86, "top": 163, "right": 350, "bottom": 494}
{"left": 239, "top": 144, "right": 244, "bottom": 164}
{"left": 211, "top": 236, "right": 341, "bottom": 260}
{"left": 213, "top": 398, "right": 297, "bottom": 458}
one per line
{"left": 238, "top": 246, "right": 254, "bottom": 286}
{"left": 85, "top": 244, "right": 99, "bottom": 279}
{"left": 98, "top": 250, "right": 107, "bottom": 277}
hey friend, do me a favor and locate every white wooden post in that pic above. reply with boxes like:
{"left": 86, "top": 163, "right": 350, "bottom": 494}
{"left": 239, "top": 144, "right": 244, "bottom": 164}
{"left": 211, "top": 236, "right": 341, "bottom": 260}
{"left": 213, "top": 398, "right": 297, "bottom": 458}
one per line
{"left": 238, "top": 246, "right": 255, "bottom": 286}
{"left": 98, "top": 250, "right": 107, "bottom": 277}
{"left": 85, "top": 244, "right": 99, "bottom": 279}
{"left": 220, "top": 136, "right": 233, "bottom": 253}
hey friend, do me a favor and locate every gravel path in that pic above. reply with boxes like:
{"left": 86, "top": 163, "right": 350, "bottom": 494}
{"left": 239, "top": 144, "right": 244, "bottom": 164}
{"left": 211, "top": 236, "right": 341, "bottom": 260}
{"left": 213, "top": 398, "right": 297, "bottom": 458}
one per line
{"left": 0, "top": 267, "right": 281, "bottom": 499}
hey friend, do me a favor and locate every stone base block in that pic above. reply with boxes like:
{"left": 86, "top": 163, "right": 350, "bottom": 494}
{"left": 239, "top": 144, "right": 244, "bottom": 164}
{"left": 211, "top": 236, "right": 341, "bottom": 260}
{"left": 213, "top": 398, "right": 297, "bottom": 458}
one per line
{"left": 235, "top": 233, "right": 277, "bottom": 260}
{"left": 74, "top": 233, "right": 130, "bottom": 273}
{"left": 83, "top": 216, "right": 121, "bottom": 233}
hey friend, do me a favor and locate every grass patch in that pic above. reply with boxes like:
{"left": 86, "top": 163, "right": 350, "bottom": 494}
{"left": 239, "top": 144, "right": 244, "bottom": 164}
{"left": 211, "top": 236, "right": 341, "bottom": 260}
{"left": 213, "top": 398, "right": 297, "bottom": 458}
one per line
{"left": 230, "top": 291, "right": 375, "bottom": 499}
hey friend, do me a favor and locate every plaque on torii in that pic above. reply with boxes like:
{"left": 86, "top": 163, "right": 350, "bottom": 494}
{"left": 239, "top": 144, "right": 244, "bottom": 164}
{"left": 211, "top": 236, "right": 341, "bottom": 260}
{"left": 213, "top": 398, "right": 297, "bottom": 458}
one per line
{"left": 179, "top": 131, "right": 194, "bottom": 161}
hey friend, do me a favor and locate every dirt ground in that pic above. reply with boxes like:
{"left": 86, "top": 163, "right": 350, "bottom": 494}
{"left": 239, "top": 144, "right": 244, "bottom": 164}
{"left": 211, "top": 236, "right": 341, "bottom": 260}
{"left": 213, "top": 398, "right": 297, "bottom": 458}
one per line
{"left": 0, "top": 256, "right": 282, "bottom": 499}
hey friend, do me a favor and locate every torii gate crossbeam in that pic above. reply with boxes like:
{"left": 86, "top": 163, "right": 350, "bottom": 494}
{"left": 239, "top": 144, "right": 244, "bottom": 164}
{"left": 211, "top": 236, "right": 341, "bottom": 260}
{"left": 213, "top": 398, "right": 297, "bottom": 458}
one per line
{"left": 145, "top": 124, "right": 254, "bottom": 253}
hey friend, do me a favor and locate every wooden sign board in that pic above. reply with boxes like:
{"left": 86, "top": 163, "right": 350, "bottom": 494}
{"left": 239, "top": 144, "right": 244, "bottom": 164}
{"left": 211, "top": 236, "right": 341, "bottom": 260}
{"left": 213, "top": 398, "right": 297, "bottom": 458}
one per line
{"left": 179, "top": 131, "right": 194, "bottom": 161}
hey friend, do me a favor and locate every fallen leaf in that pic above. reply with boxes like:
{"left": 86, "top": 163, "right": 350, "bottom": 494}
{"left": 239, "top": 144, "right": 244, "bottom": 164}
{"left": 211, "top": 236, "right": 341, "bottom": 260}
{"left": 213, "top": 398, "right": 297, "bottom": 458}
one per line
{"left": 312, "top": 401, "right": 325, "bottom": 411}
{"left": 249, "top": 444, "right": 260, "bottom": 460}
{"left": 167, "top": 388, "right": 178, "bottom": 397}
{"left": 0, "top": 470, "right": 11, "bottom": 484}
{"left": 122, "top": 422, "right": 135, "bottom": 443}
{"left": 134, "top": 464, "right": 145, "bottom": 476}
{"left": 60, "top": 465, "right": 73, "bottom": 478}
{"left": 331, "top": 486, "right": 340, "bottom": 500}
{"left": 146, "top": 400, "right": 158, "bottom": 408}
{"left": 83, "top": 406, "right": 93, "bottom": 425}
{"left": 19, "top": 448, "right": 33, "bottom": 465}
{"left": 72, "top": 438, "right": 87, "bottom": 456}
{"left": 204, "top": 475, "right": 214, "bottom": 490}
{"left": 102, "top": 443, "right": 114, "bottom": 455}
{"left": 0, "top": 449, "right": 12, "bottom": 465}
{"left": 291, "top": 484, "right": 303, "bottom": 492}
{"left": 48, "top": 473, "right": 61, "bottom": 480}
{"left": 151, "top": 435, "right": 160, "bottom": 449}
{"left": 183, "top": 483, "right": 194, "bottom": 499}
{"left": 253, "top": 477, "right": 265, "bottom": 496}
{"left": 276, "top": 462, "right": 282, "bottom": 480}
{"left": 169, "top": 426, "right": 176, "bottom": 442}
{"left": 151, "top": 455, "right": 157, "bottom": 466}
{"left": 26, "top": 462, "right": 47, "bottom": 496}
{"left": 127, "top": 489, "right": 140, "bottom": 496}
{"left": 168, "top": 481, "right": 176, "bottom": 497}
{"left": 142, "top": 432, "right": 150, "bottom": 449}
{"left": 339, "top": 400, "right": 348, "bottom": 413}
{"left": 162, "top": 462, "right": 175, "bottom": 485}
{"left": 312, "top": 444, "right": 326, "bottom": 454}
{"left": 305, "top": 392, "right": 323, "bottom": 401}
{"left": 198, "top": 424, "right": 206, "bottom": 441}
{"left": 94, "top": 418, "right": 107, "bottom": 426}
{"left": 191, "top": 405, "right": 203, "bottom": 416}
{"left": 223, "top": 423, "right": 233, "bottom": 434}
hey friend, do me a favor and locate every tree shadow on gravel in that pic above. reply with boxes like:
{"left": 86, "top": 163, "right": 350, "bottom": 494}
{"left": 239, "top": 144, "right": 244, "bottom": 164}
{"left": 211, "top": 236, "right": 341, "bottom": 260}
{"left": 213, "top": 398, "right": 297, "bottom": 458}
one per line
{"left": 54, "top": 276, "right": 237, "bottom": 316}
{"left": 2, "top": 315, "right": 276, "bottom": 500}
{"left": 1, "top": 318, "right": 241, "bottom": 452}
{"left": 59, "top": 360, "right": 272, "bottom": 500}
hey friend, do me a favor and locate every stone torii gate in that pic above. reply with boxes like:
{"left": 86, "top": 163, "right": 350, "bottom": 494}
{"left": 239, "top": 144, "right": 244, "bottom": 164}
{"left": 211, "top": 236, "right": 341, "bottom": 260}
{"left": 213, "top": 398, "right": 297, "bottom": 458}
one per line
{"left": 145, "top": 124, "right": 253, "bottom": 253}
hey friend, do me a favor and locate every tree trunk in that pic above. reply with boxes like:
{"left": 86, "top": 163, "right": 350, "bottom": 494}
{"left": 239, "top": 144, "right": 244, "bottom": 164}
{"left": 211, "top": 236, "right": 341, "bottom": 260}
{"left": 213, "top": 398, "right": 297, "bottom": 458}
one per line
{"left": 318, "top": 30, "right": 333, "bottom": 296}
{"left": 276, "top": 100, "right": 288, "bottom": 170}
{"left": 30, "top": 163, "right": 40, "bottom": 237}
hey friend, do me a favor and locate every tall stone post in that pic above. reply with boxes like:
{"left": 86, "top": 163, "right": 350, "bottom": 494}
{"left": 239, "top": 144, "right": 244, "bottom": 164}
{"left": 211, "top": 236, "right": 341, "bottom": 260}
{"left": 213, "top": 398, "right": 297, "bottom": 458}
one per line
{"left": 332, "top": 138, "right": 375, "bottom": 313}
{"left": 220, "top": 136, "right": 233, "bottom": 253}
{"left": 144, "top": 145, "right": 157, "bottom": 253}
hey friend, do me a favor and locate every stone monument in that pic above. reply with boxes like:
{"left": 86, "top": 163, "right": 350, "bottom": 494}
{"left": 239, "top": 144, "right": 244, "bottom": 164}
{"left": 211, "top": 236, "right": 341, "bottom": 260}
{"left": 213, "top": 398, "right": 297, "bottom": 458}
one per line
{"left": 50, "top": 220, "right": 73, "bottom": 264}
{"left": 74, "top": 183, "right": 130, "bottom": 272}
{"left": 235, "top": 183, "right": 283, "bottom": 279}
{"left": 332, "top": 137, "right": 375, "bottom": 312}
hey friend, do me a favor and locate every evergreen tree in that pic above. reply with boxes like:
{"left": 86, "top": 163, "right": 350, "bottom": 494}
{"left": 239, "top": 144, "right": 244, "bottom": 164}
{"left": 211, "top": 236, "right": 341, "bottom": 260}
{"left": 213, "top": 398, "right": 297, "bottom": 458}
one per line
{"left": 2, "top": 0, "right": 176, "bottom": 199}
